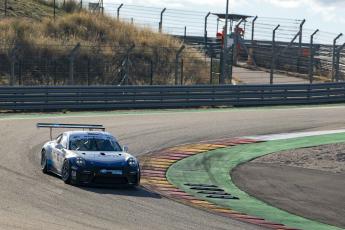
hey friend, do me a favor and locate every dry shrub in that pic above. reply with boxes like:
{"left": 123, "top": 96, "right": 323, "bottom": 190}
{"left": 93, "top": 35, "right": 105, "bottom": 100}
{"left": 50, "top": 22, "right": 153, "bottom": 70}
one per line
{"left": 0, "top": 11, "right": 209, "bottom": 85}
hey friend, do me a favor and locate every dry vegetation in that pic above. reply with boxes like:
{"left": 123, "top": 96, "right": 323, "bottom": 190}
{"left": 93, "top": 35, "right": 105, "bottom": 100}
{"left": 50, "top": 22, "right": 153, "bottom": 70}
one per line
{"left": 0, "top": 1, "right": 209, "bottom": 85}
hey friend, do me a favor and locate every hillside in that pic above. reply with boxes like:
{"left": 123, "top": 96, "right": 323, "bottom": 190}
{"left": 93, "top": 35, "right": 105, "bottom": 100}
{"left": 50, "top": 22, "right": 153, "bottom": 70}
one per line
{"left": 0, "top": 1, "right": 209, "bottom": 85}
{"left": 0, "top": 0, "right": 68, "bottom": 19}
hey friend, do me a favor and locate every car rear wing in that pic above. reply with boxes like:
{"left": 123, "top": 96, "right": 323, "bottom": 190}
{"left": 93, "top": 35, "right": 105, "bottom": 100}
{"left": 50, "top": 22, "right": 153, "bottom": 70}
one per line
{"left": 37, "top": 123, "right": 106, "bottom": 140}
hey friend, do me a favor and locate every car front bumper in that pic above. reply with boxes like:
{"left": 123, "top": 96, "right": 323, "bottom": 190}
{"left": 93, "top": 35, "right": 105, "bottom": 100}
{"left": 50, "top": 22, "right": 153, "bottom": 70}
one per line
{"left": 71, "top": 165, "right": 140, "bottom": 186}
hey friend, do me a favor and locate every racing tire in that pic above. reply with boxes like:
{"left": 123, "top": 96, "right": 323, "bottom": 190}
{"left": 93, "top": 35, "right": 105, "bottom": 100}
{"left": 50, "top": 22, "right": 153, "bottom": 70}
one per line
{"left": 61, "top": 160, "right": 72, "bottom": 184}
{"left": 41, "top": 150, "right": 48, "bottom": 174}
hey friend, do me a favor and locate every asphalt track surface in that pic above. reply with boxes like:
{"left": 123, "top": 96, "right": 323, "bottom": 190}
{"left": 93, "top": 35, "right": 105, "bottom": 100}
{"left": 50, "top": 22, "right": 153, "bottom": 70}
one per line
{"left": 1, "top": 106, "right": 345, "bottom": 230}
{"left": 233, "top": 163, "right": 345, "bottom": 228}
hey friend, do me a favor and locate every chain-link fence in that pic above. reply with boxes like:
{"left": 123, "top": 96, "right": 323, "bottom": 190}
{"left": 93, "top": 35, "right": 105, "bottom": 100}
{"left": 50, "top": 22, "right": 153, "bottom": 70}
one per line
{"left": 0, "top": 43, "right": 212, "bottom": 86}
{"left": 1, "top": 0, "right": 345, "bottom": 85}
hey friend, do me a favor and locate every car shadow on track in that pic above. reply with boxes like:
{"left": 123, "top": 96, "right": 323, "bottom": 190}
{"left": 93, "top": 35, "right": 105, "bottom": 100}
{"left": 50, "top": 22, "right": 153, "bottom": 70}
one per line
{"left": 80, "top": 186, "right": 162, "bottom": 199}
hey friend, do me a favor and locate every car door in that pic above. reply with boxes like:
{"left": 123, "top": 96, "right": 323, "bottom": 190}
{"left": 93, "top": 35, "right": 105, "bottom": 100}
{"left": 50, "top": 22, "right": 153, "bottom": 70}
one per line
{"left": 51, "top": 134, "right": 63, "bottom": 172}
{"left": 55, "top": 134, "right": 68, "bottom": 173}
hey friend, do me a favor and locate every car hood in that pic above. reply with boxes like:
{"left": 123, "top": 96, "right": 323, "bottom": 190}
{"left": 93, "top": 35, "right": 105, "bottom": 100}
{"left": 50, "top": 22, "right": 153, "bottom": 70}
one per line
{"left": 73, "top": 151, "right": 129, "bottom": 165}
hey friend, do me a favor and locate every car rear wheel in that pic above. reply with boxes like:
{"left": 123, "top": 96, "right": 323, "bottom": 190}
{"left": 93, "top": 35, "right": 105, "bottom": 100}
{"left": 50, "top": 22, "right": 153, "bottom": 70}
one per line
{"left": 41, "top": 150, "right": 48, "bottom": 174}
{"left": 61, "top": 160, "right": 72, "bottom": 184}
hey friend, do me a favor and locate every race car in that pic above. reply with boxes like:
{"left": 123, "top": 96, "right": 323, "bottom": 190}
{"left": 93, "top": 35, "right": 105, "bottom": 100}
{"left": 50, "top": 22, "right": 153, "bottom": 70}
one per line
{"left": 37, "top": 123, "right": 140, "bottom": 187}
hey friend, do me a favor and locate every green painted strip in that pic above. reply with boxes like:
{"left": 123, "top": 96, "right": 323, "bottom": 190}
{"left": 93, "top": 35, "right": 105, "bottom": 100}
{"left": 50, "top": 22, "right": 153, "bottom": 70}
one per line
{"left": 167, "top": 133, "right": 345, "bottom": 230}
{"left": 1, "top": 104, "right": 345, "bottom": 120}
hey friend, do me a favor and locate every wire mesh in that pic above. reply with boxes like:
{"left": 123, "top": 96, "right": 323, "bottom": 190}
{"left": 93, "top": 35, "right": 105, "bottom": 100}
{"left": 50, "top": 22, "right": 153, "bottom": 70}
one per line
{"left": 1, "top": 0, "right": 345, "bottom": 85}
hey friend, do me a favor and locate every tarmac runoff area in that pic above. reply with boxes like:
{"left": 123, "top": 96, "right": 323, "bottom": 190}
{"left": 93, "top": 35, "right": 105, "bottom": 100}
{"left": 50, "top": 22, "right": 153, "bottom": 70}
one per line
{"left": 234, "top": 142, "right": 345, "bottom": 228}
{"left": 164, "top": 131, "right": 345, "bottom": 230}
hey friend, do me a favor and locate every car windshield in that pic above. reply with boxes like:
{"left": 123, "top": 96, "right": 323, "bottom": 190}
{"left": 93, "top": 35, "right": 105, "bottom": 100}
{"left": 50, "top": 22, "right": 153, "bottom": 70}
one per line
{"left": 69, "top": 138, "right": 122, "bottom": 152}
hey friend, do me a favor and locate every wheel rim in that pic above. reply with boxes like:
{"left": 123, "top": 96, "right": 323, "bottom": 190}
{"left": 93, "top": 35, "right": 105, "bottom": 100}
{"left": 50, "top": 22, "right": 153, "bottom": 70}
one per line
{"left": 62, "top": 162, "right": 69, "bottom": 180}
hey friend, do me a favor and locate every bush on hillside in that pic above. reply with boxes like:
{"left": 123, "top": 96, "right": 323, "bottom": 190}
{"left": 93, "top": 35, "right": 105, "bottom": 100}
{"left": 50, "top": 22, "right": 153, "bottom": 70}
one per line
{"left": 0, "top": 12, "right": 209, "bottom": 85}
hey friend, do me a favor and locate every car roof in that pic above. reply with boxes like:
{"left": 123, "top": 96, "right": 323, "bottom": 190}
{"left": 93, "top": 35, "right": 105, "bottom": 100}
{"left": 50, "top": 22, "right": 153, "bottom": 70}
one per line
{"left": 63, "top": 131, "right": 117, "bottom": 141}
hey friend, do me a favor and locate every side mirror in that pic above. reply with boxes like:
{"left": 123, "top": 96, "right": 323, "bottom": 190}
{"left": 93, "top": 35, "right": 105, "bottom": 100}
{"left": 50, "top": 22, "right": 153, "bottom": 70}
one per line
{"left": 123, "top": 145, "right": 129, "bottom": 153}
{"left": 55, "top": 144, "right": 64, "bottom": 150}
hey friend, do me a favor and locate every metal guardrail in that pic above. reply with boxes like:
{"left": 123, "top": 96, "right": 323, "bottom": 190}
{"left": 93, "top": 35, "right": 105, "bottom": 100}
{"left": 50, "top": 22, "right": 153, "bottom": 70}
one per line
{"left": 0, "top": 83, "right": 344, "bottom": 111}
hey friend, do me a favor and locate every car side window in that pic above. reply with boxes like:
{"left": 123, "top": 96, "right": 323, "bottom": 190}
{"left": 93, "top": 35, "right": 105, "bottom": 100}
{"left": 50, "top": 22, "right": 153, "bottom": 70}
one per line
{"left": 60, "top": 135, "right": 68, "bottom": 149}
{"left": 56, "top": 134, "right": 63, "bottom": 143}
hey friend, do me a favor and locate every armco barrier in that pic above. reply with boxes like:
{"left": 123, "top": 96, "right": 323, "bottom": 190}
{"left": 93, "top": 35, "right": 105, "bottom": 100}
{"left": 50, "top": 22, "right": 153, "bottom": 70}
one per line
{"left": 0, "top": 83, "right": 345, "bottom": 111}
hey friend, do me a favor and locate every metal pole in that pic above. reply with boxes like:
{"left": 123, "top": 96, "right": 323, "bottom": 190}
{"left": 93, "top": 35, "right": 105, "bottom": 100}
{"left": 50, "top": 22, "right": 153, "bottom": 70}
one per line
{"left": 251, "top": 16, "right": 258, "bottom": 44}
{"left": 175, "top": 45, "right": 185, "bottom": 85}
{"left": 101, "top": 0, "right": 104, "bottom": 14}
{"left": 5, "top": 0, "right": 7, "bottom": 16}
{"left": 184, "top": 26, "right": 187, "bottom": 42}
{"left": 159, "top": 8, "right": 166, "bottom": 33}
{"left": 68, "top": 43, "right": 81, "bottom": 85}
{"left": 335, "top": 43, "right": 345, "bottom": 82}
{"left": 125, "top": 55, "right": 129, "bottom": 85}
{"left": 150, "top": 60, "right": 154, "bottom": 85}
{"left": 210, "top": 56, "right": 213, "bottom": 84}
{"left": 69, "top": 58, "right": 74, "bottom": 85}
{"left": 309, "top": 29, "right": 319, "bottom": 84}
{"left": 270, "top": 25, "right": 280, "bottom": 85}
{"left": 10, "top": 46, "right": 20, "bottom": 86}
{"left": 204, "top": 12, "right": 211, "bottom": 52}
{"left": 216, "top": 18, "right": 219, "bottom": 32}
{"left": 297, "top": 19, "right": 306, "bottom": 73}
{"left": 180, "top": 59, "right": 184, "bottom": 85}
{"left": 87, "top": 58, "right": 90, "bottom": 86}
{"left": 233, "top": 20, "right": 244, "bottom": 66}
{"left": 332, "top": 33, "right": 343, "bottom": 82}
{"left": 10, "top": 57, "right": 15, "bottom": 86}
{"left": 80, "top": 0, "right": 83, "bottom": 10}
{"left": 221, "top": 0, "right": 229, "bottom": 84}
{"left": 124, "top": 44, "right": 135, "bottom": 85}
{"left": 117, "top": 3, "right": 123, "bottom": 20}
{"left": 53, "top": 0, "right": 56, "bottom": 21}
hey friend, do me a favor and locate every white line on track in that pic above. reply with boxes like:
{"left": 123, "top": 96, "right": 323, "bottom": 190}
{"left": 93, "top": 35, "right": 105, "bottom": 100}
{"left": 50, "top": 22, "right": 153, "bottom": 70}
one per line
{"left": 246, "top": 129, "right": 345, "bottom": 141}
{"left": 1, "top": 104, "right": 345, "bottom": 121}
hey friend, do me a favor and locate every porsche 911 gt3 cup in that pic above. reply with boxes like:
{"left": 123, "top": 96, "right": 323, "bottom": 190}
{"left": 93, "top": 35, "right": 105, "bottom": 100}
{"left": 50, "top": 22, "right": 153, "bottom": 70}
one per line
{"left": 37, "top": 123, "right": 140, "bottom": 187}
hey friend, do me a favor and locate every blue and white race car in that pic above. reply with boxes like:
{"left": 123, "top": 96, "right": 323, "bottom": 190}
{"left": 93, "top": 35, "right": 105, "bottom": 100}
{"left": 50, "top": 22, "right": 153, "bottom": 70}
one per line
{"left": 37, "top": 123, "right": 140, "bottom": 187}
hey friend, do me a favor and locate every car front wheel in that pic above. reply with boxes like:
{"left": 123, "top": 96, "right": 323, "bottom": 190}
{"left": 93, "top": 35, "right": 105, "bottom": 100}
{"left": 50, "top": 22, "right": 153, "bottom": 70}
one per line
{"left": 41, "top": 150, "right": 48, "bottom": 174}
{"left": 61, "top": 160, "right": 72, "bottom": 184}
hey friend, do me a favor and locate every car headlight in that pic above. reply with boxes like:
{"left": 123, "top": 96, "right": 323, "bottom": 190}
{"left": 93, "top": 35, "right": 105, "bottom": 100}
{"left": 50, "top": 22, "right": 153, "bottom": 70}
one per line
{"left": 127, "top": 157, "right": 137, "bottom": 167}
{"left": 76, "top": 157, "right": 86, "bottom": 167}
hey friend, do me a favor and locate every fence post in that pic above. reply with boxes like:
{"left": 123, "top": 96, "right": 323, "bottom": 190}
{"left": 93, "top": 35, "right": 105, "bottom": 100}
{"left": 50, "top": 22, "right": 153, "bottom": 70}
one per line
{"left": 220, "top": 0, "right": 229, "bottom": 84}
{"left": 204, "top": 12, "right": 211, "bottom": 52}
{"left": 297, "top": 19, "right": 306, "bottom": 73}
{"left": 10, "top": 46, "right": 20, "bottom": 86}
{"left": 10, "top": 55, "right": 15, "bottom": 86}
{"left": 180, "top": 59, "right": 184, "bottom": 85}
{"left": 86, "top": 58, "right": 90, "bottom": 85}
{"left": 159, "top": 8, "right": 166, "bottom": 33}
{"left": 175, "top": 45, "right": 185, "bottom": 85}
{"left": 100, "top": 0, "right": 104, "bottom": 14}
{"left": 270, "top": 24, "right": 280, "bottom": 85}
{"left": 80, "top": 0, "right": 82, "bottom": 10}
{"left": 251, "top": 16, "right": 258, "bottom": 45}
{"left": 233, "top": 19, "right": 244, "bottom": 67}
{"left": 117, "top": 3, "right": 123, "bottom": 20}
{"left": 68, "top": 43, "right": 81, "bottom": 85}
{"left": 150, "top": 60, "right": 154, "bottom": 85}
{"left": 335, "top": 43, "right": 345, "bottom": 82}
{"left": 309, "top": 29, "right": 319, "bottom": 84}
{"left": 210, "top": 56, "right": 213, "bottom": 84}
{"left": 4, "top": 0, "right": 8, "bottom": 16}
{"left": 216, "top": 18, "right": 220, "bottom": 33}
{"left": 332, "top": 33, "right": 343, "bottom": 82}
{"left": 53, "top": 0, "right": 56, "bottom": 21}
{"left": 119, "top": 44, "right": 135, "bottom": 85}
{"left": 184, "top": 26, "right": 187, "bottom": 42}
